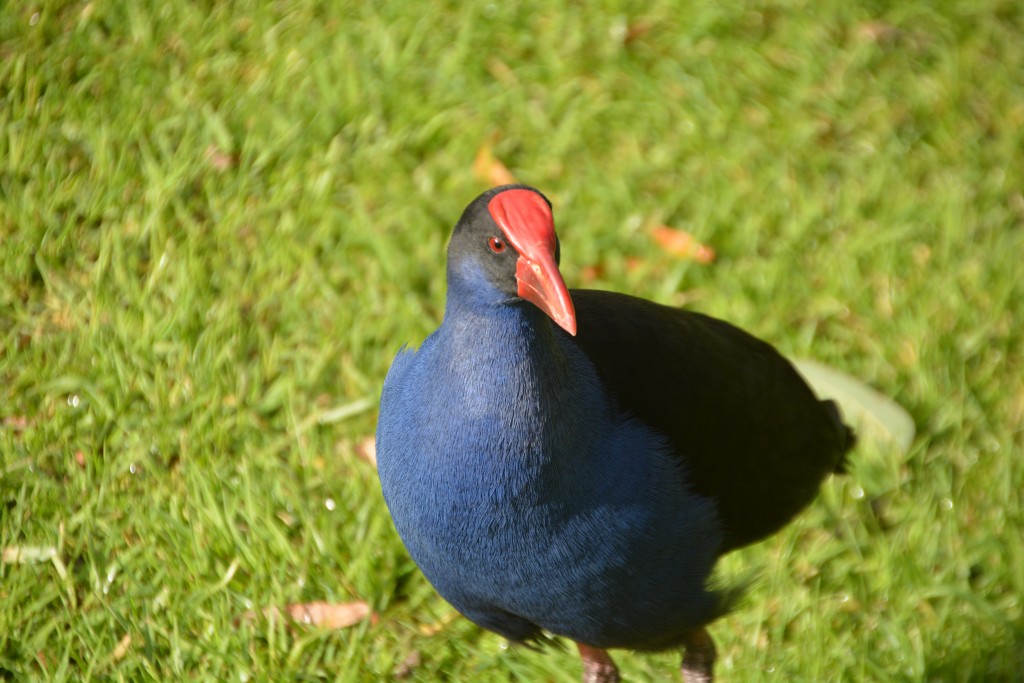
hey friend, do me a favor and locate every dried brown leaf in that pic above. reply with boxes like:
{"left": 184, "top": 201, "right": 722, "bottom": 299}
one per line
{"left": 111, "top": 634, "right": 132, "bottom": 662}
{"left": 624, "top": 20, "right": 654, "bottom": 45}
{"left": 486, "top": 58, "right": 518, "bottom": 86}
{"left": 473, "top": 143, "right": 517, "bottom": 187}
{"left": 285, "top": 601, "right": 370, "bottom": 628}
{"left": 276, "top": 510, "right": 296, "bottom": 527}
{"left": 3, "top": 416, "right": 30, "bottom": 431}
{"left": 205, "top": 144, "right": 237, "bottom": 172}
{"left": 578, "top": 264, "right": 605, "bottom": 285}
{"left": 245, "top": 601, "right": 371, "bottom": 630}
{"left": 651, "top": 226, "right": 716, "bottom": 264}
{"left": 855, "top": 21, "right": 901, "bottom": 44}
{"left": 355, "top": 436, "right": 377, "bottom": 469}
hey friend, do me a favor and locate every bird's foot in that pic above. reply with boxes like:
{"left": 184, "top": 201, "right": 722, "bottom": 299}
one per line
{"left": 681, "top": 628, "right": 716, "bottom": 683}
{"left": 576, "top": 642, "right": 620, "bottom": 683}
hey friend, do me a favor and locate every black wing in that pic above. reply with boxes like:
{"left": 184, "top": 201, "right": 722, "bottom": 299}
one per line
{"left": 568, "top": 289, "right": 854, "bottom": 552}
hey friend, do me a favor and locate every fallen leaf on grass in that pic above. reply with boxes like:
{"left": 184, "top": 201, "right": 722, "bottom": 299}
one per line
{"left": 3, "top": 415, "right": 30, "bottom": 431}
{"left": 2, "top": 545, "right": 58, "bottom": 564}
{"left": 791, "top": 359, "right": 916, "bottom": 453}
{"left": 244, "top": 601, "right": 371, "bottom": 630}
{"left": 473, "top": 143, "right": 517, "bottom": 187}
{"left": 355, "top": 436, "right": 377, "bottom": 468}
{"left": 111, "top": 634, "right": 132, "bottom": 662}
{"left": 623, "top": 20, "right": 654, "bottom": 45}
{"left": 579, "top": 264, "right": 605, "bottom": 284}
{"left": 855, "top": 21, "right": 901, "bottom": 44}
{"left": 486, "top": 58, "right": 517, "bottom": 85}
{"left": 651, "top": 226, "right": 716, "bottom": 264}
{"left": 204, "top": 144, "right": 237, "bottom": 172}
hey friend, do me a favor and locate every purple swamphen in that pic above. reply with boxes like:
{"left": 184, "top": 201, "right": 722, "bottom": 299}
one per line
{"left": 376, "top": 185, "right": 855, "bottom": 682}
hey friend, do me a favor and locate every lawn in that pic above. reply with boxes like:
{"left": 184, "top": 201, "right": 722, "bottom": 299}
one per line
{"left": 1, "top": 0, "right": 1022, "bottom": 681}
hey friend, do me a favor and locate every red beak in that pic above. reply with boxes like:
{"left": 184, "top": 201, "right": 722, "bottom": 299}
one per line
{"left": 488, "top": 189, "right": 577, "bottom": 336}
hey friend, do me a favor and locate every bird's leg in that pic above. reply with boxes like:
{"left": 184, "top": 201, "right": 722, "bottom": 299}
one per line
{"left": 681, "top": 628, "right": 716, "bottom": 683}
{"left": 576, "top": 642, "right": 620, "bottom": 683}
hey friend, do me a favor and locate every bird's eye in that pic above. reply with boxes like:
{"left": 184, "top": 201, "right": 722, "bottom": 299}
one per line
{"left": 488, "top": 236, "right": 507, "bottom": 253}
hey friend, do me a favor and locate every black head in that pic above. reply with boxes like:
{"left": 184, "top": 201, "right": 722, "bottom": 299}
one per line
{"left": 446, "top": 185, "right": 576, "bottom": 335}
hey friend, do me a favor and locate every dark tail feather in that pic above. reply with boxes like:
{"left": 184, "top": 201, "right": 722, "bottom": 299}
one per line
{"left": 822, "top": 399, "right": 857, "bottom": 473}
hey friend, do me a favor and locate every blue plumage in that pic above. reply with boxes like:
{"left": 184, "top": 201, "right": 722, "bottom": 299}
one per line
{"left": 378, "top": 271, "right": 725, "bottom": 650}
{"left": 376, "top": 185, "right": 853, "bottom": 683}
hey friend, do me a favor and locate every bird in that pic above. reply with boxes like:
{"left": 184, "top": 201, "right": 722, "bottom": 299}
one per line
{"left": 376, "top": 184, "right": 855, "bottom": 682}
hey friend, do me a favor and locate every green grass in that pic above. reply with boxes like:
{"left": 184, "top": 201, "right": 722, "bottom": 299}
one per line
{"left": 2, "top": 0, "right": 1022, "bottom": 680}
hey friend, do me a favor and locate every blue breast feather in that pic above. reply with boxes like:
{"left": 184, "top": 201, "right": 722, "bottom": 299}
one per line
{"left": 377, "top": 290, "right": 726, "bottom": 651}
